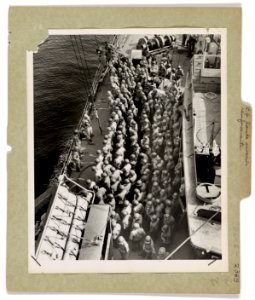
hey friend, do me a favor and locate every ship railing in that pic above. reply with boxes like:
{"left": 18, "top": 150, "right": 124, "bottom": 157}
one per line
{"left": 59, "top": 35, "right": 118, "bottom": 176}
{"left": 60, "top": 63, "right": 104, "bottom": 176}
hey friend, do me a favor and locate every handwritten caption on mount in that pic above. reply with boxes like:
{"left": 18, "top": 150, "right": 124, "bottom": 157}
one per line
{"left": 237, "top": 106, "right": 251, "bottom": 167}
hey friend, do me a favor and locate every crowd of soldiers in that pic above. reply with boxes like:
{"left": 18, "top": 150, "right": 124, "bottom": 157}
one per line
{"left": 71, "top": 47, "right": 186, "bottom": 260}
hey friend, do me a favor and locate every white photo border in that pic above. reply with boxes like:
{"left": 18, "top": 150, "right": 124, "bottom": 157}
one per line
{"left": 28, "top": 27, "right": 228, "bottom": 273}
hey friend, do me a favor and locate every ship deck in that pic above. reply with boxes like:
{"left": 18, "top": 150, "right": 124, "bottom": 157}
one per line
{"left": 70, "top": 73, "right": 195, "bottom": 260}
{"left": 69, "top": 39, "right": 196, "bottom": 260}
{"left": 36, "top": 35, "right": 202, "bottom": 260}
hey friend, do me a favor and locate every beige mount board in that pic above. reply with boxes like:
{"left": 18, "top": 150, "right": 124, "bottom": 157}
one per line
{"left": 7, "top": 6, "right": 251, "bottom": 294}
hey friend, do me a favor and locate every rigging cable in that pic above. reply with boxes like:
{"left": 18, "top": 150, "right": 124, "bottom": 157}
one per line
{"left": 73, "top": 35, "right": 91, "bottom": 96}
{"left": 78, "top": 35, "right": 93, "bottom": 90}
{"left": 69, "top": 35, "right": 90, "bottom": 100}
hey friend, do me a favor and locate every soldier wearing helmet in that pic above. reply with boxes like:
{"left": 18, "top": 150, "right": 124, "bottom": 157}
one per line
{"left": 132, "top": 199, "right": 144, "bottom": 215}
{"left": 117, "top": 236, "right": 129, "bottom": 260}
{"left": 161, "top": 224, "right": 172, "bottom": 246}
{"left": 121, "top": 200, "right": 132, "bottom": 217}
{"left": 132, "top": 213, "right": 143, "bottom": 227}
{"left": 157, "top": 247, "right": 170, "bottom": 260}
{"left": 111, "top": 219, "right": 121, "bottom": 242}
{"left": 149, "top": 214, "right": 160, "bottom": 239}
{"left": 71, "top": 146, "right": 81, "bottom": 172}
{"left": 129, "top": 222, "right": 146, "bottom": 252}
{"left": 142, "top": 235, "right": 156, "bottom": 259}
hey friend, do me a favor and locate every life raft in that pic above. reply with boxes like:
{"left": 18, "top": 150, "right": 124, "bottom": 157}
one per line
{"left": 196, "top": 183, "right": 221, "bottom": 204}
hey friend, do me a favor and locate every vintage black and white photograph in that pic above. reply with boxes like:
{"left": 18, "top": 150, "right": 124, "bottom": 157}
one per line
{"left": 28, "top": 29, "right": 227, "bottom": 273}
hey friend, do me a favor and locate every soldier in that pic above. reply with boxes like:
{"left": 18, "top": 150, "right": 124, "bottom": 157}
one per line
{"left": 157, "top": 247, "right": 170, "bottom": 260}
{"left": 132, "top": 213, "right": 143, "bottom": 227}
{"left": 110, "top": 177, "right": 120, "bottom": 194}
{"left": 111, "top": 219, "right": 121, "bottom": 244}
{"left": 115, "top": 185, "right": 128, "bottom": 206}
{"left": 154, "top": 199, "right": 165, "bottom": 218}
{"left": 73, "top": 129, "right": 82, "bottom": 149}
{"left": 161, "top": 224, "right": 172, "bottom": 246}
{"left": 101, "top": 172, "right": 111, "bottom": 190}
{"left": 102, "top": 160, "right": 113, "bottom": 176}
{"left": 121, "top": 200, "right": 132, "bottom": 217}
{"left": 175, "top": 65, "right": 184, "bottom": 86}
{"left": 172, "top": 169, "right": 182, "bottom": 192}
{"left": 133, "top": 188, "right": 144, "bottom": 203}
{"left": 81, "top": 120, "right": 94, "bottom": 144}
{"left": 71, "top": 146, "right": 81, "bottom": 172}
{"left": 149, "top": 214, "right": 160, "bottom": 239}
{"left": 96, "top": 153, "right": 104, "bottom": 165}
{"left": 132, "top": 199, "right": 144, "bottom": 215}
{"left": 85, "top": 179, "right": 96, "bottom": 190}
{"left": 151, "top": 181, "right": 161, "bottom": 197}
{"left": 145, "top": 199, "right": 154, "bottom": 217}
{"left": 172, "top": 192, "right": 185, "bottom": 217}
{"left": 117, "top": 236, "right": 129, "bottom": 260}
{"left": 142, "top": 235, "right": 156, "bottom": 259}
{"left": 110, "top": 210, "right": 121, "bottom": 223}
{"left": 95, "top": 186, "right": 107, "bottom": 205}
{"left": 163, "top": 213, "right": 175, "bottom": 229}
{"left": 129, "top": 223, "right": 146, "bottom": 252}
{"left": 129, "top": 169, "right": 137, "bottom": 184}
{"left": 106, "top": 193, "right": 116, "bottom": 211}
{"left": 123, "top": 178, "right": 132, "bottom": 195}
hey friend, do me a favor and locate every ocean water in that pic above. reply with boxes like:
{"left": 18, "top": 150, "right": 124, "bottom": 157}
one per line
{"left": 33, "top": 34, "right": 113, "bottom": 197}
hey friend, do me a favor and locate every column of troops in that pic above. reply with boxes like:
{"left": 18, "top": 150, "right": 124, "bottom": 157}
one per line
{"left": 72, "top": 49, "right": 186, "bottom": 260}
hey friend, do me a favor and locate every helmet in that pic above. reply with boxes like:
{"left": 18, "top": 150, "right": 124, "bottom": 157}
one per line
{"left": 124, "top": 200, "right": 130, "bottom": 207}
{"left": 144, "top": 235, "right": 151, "bottom": 243}
{"left": 132, "top": 200, "right": 139, "bottom": 206}
{"left": 155, "top": 199, "right": 161, "bottom": 205}
{"left": 134, "top": 213, "right": 140, "bottom": 219}
{"left": 158, "top": 247, "right": 166, "bottom": 255}
{"left": 146, "top": 201, "right": 152, "bottom": 207}
{"left": 151, "top": 214, "right": 157, "bottom": 221}
{"left": 111, "top": 219, "right": 117, "bottom": 226}
{"left": 147, "top": 194, "right": 153, "bottom": 200}
{"left": 118, "top": 236, "right": 125, "bottom": 243}
{"left": 96, "top": 150, "right": 102, "bottom": 155}
{"left": 164, "top": 213, "right": 170, "bottom": 219}
{"left": 165, "top": 199, "right": 172, "bottom": 207}
{"left": 74, "top": 129, "right": 79, "bottom": 134}
{"left": 162, "top": 225, "right": 168, "bottom": 232}
{"left": 133, "top": 223, "right": 140, "bottom": 229}
{"left": 136, "top": 180, "right": 142, "bottom": 186}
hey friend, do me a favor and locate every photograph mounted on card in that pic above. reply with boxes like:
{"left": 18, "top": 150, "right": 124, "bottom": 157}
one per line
{"left": 7, "top": 6, "right": 250, "bottom": 294}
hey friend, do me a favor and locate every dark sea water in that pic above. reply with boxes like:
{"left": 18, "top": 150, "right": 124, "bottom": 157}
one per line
{"left": 34, "top": 35, "right": 113, "bottom": 198}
